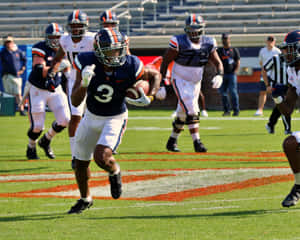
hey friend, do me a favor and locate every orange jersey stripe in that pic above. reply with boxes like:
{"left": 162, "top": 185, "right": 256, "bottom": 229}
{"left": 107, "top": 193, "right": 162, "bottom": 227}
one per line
{"left": 136, "top": 65, "right": 144, "bottom": 80}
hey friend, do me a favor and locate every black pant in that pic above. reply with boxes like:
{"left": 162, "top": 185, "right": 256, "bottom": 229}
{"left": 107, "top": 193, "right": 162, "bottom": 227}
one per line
{"left": 268, "top": 106, "right": 291, "bottom": 131}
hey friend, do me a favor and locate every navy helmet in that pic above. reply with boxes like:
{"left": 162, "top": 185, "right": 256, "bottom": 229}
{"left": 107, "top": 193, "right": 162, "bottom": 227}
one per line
{"left": 67, "top": 10, "right": 88, "bottom": 38}
{"left": 184, "top": 14, "right": 206, "bottom": 40}
{"left": 94, "top": 28, "right": 126, "bottom": 67}
{"left": 45, "top": 23, "right": 63, "bottom": 49}
{"left": 99, "top": 10, "right": 119, "bottom": 28}
{"left": 280, "top": 30, "right": 300, "bottom": 66}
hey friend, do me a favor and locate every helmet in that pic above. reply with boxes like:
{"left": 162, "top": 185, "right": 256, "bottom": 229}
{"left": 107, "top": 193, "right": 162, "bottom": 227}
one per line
{"left": 184, "top": 14, "right": 206, "bottom": 40}
{"left": 94, "top": 28, "right": 126, "bottom": 67}
{"left": 280, "top": 30, "right": 300, "bottom": 66}
{"left": 45, "top": 23, "right": 63, "bottom": 49}
{"left": 67, "top": 10, "right": 88, "bottom": 38}
{"left": 99, "top": 10, "right": 119, "bottom": 28}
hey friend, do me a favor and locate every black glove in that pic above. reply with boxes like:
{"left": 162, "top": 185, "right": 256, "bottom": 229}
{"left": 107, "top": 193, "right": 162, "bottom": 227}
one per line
{"left": 45, "top": 68, "right": 56, "bottom": 92}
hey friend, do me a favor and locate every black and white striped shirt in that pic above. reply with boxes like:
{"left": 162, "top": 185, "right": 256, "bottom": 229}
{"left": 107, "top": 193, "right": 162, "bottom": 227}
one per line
{"left": 263, "top": 54, "right": 288, "bottom": 86}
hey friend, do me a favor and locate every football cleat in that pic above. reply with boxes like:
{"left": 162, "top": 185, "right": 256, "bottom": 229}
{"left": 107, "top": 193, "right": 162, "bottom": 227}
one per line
{"left": 285, "top": 129, "right": 292, "bottom": 135}
{"left": 193, "top": 139, "right": 207, "bottom": 153}
{"left": 265, "top": 123, "right": 275, "bottom": 134}
{"left": 166, "top": 137, "right": 181, "bottom": 152}
{"left": 109, "top": 172, "right": 122, "bottom": 199}
{"left": 26, "top": 146, "right": 40, "bottom": 160}
{"left": 68, "top": 199, "right": 93, "bottom": 214}
{"left": 222, "top": 111, "right": 231, "bottom": 117}
{"left": 38, "top": 135, "right": 55, "bottom": 159}
{"left": 282, "top": 184, "right": 300, "bottom": 207}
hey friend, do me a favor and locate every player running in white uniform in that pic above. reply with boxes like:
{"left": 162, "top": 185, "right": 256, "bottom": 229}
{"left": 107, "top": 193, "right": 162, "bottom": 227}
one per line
{"left": 160, "top": 14, "right": 223, "bottom": 153}
{"left": 26, "top": 23, "right": 70, "bottom": 160}
{"left": 51, "top": 10, "right": 95, "bottom": 169}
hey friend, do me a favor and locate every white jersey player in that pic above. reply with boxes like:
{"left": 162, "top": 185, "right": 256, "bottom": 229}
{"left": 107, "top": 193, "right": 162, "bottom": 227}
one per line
{"left": 51, "top": 10, "right": 95, "bottom": 169}
{"left": 160, "top": 14, "right": 223, "bottom": 153}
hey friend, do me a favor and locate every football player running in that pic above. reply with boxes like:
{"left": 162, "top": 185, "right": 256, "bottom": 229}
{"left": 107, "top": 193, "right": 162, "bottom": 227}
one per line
{"left": 272, "top": 30, "right": 300, "bottom": 207}
{"left": 67, "top": 28, "right": 161, "bottom": 214}
{"left": 26, "top": 23, "right": 70, "bottom": 160}
{"left": 50, "top": 10, "right": 95, "bottom": 169}
{"left": 161, "top": 14, "right": 223, "bottom": 153}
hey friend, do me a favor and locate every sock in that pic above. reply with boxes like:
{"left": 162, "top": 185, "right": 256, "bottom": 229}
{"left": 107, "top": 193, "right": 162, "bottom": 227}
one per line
{"left": 191, "top": 132, "right": 200, "bottom": 141}
{"left": 170, "top": 132, "right": 180, "bottom": 139}
{"left": 294, "top": 172, "right": 300, "bottom": 186}
{"left": 69, "top": 136, "right": 76, "bottom": 156}
{"left": 28, "top": 139, "right": 36, "bottom": 148}
{"left": 109, "top": 163, "right": 120, "bottom": 176}
{"left": 188, "top": 123, "right": 200, "bottom": 141}
{"left": 46, "top": 127, "right": 57, "bottom": 140}
{"left": 81, "top": 196, "right": 92, "bottom": 202}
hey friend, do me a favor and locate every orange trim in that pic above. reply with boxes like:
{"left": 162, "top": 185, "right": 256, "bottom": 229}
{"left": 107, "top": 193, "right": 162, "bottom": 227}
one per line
{"left": 108, "top": 10, "right": 112, "bottom": 20}
{"left": 73, "top": 61, "right": 80, "bottom": 72}
{"left": 192, "top": 14, "right": 196, "bottom": 23}
{"left": 109, "top": 28, "right": 118, "bottom": 43}
{"left": 237, "top": 71, "right": 261, "bottom": 83}
{"left": 54, "top": 23, "right": 59, "bottom": 33}
{"left": 136, "top": 65, "right": 144, "bottom": 80}
{"left": 32, "top": 50, "right": 45, "bottom": 58}
{"left": 75, "top": 10, "right": 80, "bottom": 20}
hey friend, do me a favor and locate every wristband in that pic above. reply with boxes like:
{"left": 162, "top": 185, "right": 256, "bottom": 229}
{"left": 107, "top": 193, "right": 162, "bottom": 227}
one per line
{"left": 273, "top": 96, "right": 283, "bottom": 104}
{"left": 217, "top": 70, "right": 224, "bottom": 76}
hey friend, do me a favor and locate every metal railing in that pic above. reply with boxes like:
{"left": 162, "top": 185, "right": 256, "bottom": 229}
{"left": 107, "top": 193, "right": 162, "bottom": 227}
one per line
{"left": 140, "top": 0, "right": 158, "bottom": 29}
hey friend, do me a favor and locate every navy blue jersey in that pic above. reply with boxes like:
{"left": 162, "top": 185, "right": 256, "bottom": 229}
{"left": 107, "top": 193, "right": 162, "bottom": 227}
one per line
{"left": 170, "top": 34, "right": 216, "bottom": 67}
{"left": 74, "top": 52, "right": 144, "bottom": 116}
{"left": 28, "top": 41, "right": 62, "bottom": 90}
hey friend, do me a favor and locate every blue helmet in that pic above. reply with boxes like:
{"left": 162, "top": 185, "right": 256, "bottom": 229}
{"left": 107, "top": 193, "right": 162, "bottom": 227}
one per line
{"left": 99, "top": 10, "right": 119, "bottom": 28}
{"left": 45, "top": 23, "right": 63, "bottom": 49}
{"left": 94, "top": 28, "right": 126, "bottom": 67}
{"left": 184, "top": 14, "right": 206, "bottom": 40}
{"left": 67, "top": 10, "right": 88, "bottom": 38}
{"left": 280, "top": 30, "right": 300, "bottom": 66}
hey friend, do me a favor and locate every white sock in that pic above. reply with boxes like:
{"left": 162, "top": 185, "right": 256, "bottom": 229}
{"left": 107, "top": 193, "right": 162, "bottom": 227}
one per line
{"left": 28, "top": 139, "right": 36, "bottom": 148}
{"left": 109, "top": 163, "right": 120, "bottom": 176}
{"left": 69, "top": 136, "right": 76, "bottom": 156}
{"left": 46, "top": 127, "right": 57, "bottom": 140}
{"left": 171, "top": 132, "right": 180, "bottom": 139}
{"left": 295, "top": 172, "right": 300, "bottom": 185}
{"left": 81, "top": 196, "right": 92, "bottom": 202}
{"left": 191, "top": 132, "right": 200, "bottom": 141}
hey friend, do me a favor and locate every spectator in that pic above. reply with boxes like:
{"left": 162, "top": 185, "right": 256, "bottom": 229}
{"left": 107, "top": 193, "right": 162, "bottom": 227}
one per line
{"left": 0, "top": 35, "right": 27, "bottom": 115}
{"left": 255, "top": 35, "right": 281, "bottom": 116}
{"left": 217, "top": 33, "right": 240, "bottom": 116}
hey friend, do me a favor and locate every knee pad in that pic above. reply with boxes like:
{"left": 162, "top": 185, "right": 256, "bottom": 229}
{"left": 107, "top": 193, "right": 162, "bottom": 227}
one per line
{"left": 172, "top": 117, "right": 185, "bottom": 131}
{"left": 185, "top": 114, "right": 200, "bottom": 125}
{"left": 27, "top": 129, "right": 42, "bottom": 140}
{"left": 52, "top": 121, "right": 66, "bottom": 133}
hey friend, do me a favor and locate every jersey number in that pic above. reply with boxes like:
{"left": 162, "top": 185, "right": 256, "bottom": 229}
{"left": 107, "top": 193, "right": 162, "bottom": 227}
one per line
{"left": 94, "top": 84, "right": 114, "bottom": 103}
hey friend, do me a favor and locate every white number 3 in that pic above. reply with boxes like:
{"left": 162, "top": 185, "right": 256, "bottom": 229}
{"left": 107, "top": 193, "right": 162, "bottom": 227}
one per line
{"left": 94, "top": 84, "right": 114, "bottom": 103}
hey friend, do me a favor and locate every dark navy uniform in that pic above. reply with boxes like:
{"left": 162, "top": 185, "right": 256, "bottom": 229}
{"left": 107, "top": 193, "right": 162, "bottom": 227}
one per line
{"left": 29, "top": 41, "right": 62, "bottom": 90}
{"left": 74, "top": 52, "right": 144, "bottom": 116}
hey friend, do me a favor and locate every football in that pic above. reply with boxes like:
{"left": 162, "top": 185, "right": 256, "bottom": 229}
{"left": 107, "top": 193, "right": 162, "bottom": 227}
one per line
{"left": 126, "top": 80, "right": 150, "bottom": 99}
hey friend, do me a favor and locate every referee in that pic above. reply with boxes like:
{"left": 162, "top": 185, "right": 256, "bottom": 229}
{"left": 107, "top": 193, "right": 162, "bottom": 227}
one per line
{"left": 264, "top": 54, "right": 291, "bottom": 134}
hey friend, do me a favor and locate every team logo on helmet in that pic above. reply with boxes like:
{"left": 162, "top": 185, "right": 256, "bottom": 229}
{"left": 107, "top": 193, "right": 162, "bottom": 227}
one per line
{"left": 45, "top": 23, "right": 63, "bottom": 49}
{"left": 280, "top": 30, "right": 300, "bottom": 66}
{"left": 184, "top": 14, "right": 206, "bottom": 40}
{"left": 67, "top": 10, "right": 88, "bottom": 38}
{"left": 94, "top": 28, "right": 126, "bottom": 67}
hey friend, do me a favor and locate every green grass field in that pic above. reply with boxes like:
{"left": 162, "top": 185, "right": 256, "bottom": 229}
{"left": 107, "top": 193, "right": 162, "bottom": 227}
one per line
{"left": 1, "top": 109, "right": 300, "bottom": 240}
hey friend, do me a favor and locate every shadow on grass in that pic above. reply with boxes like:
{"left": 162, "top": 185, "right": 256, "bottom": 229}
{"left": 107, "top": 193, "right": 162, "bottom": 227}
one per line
{"left": 87, "top": 208, "right": 296, "bottom": 220}
{"left": 0, "top": 212, "right": 66, "bottom": 222}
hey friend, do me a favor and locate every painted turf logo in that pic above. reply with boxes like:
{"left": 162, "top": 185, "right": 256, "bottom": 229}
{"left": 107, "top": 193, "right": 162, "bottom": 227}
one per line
{"left": 0, "top": 168, "right": 293, "bottom": 201}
